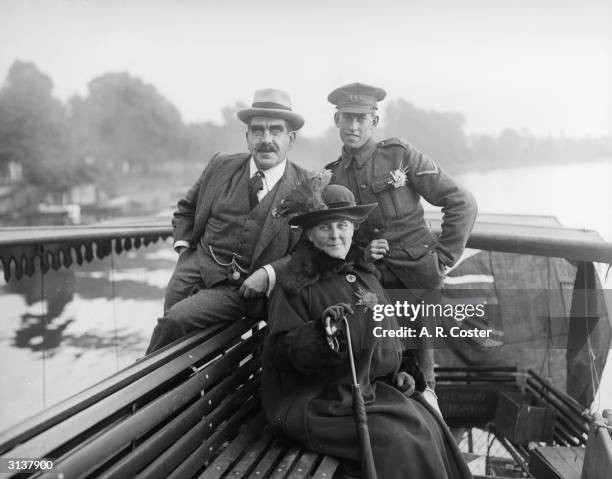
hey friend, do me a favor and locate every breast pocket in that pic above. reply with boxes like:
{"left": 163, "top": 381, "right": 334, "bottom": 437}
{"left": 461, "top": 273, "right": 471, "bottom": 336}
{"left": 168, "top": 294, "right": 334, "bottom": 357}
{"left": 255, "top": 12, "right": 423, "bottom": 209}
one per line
{"left": 371, "top": 174, "right": 416, "bottom": 220}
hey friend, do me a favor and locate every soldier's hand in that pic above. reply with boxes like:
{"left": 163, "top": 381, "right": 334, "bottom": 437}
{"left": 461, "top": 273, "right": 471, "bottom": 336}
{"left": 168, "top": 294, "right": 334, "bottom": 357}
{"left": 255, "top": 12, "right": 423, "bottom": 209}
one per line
{"left": 239, "top": 268, "right": 269, "bottom": 298}
{"left": 321, "top": 303, "right": 354, "bottom": 336}
{"left": 394, "top": 371, "right": 416, "bottom": 396}
{"left": 366, "top": 239, "right": 389, "bottom": 260}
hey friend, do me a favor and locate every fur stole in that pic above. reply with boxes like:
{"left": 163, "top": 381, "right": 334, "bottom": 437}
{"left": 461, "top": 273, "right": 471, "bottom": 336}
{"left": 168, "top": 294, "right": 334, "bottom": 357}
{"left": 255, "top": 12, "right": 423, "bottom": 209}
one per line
{"left": 279, "top": 240, "right": 380, "bottom": 295}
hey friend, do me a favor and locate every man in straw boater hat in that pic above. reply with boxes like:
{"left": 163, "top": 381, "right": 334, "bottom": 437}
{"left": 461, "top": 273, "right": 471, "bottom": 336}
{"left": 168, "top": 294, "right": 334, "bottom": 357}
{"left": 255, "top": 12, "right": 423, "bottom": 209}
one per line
{"left": 146, "top": 89, "right": 309, "bottom": 353}
{"left": 262, "top": 173, "right": 472, "bottom": 479}
{"left": 325, "top": 82, "right": 478, "bottom": 408}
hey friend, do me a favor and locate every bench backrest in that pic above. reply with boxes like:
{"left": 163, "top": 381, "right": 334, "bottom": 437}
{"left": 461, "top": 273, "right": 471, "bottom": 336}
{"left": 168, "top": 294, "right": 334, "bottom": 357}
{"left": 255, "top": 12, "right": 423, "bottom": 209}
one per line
{"left": 0, "top": 317, "right": 265, "bottom": 478}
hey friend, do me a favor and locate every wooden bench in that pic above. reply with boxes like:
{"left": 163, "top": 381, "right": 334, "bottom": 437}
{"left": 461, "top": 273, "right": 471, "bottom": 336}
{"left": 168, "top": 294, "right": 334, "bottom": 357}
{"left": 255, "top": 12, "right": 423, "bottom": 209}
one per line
{"left": 0, "top": 317, "right": 338, "bottom": 478}
{"left": 0, "top": 314, "right": 593, "bottom": 479}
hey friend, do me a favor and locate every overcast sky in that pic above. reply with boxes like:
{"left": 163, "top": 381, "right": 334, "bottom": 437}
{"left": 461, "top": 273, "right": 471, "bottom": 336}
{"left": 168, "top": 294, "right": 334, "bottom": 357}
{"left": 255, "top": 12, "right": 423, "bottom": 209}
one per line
{"left": 1, "top": 0, "right": 610, "bottom": 138}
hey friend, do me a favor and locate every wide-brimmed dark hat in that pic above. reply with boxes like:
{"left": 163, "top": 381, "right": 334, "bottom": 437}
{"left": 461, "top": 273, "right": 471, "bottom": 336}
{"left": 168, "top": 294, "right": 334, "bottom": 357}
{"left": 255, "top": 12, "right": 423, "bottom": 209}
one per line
{"left": 290, "top": 184, "right": 377, "bottom": 228}
{"left": 237, "top": 89, "right": 305, "bottom": 130}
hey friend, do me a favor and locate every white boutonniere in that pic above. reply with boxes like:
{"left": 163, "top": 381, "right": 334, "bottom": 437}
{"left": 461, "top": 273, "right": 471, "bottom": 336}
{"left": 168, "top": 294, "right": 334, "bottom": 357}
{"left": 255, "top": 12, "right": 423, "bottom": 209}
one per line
{"left": 354, "top": 286, "right": 380, "bottom": 312}
{"left": 388, "top": 163, "right": 409, "bottom": 188}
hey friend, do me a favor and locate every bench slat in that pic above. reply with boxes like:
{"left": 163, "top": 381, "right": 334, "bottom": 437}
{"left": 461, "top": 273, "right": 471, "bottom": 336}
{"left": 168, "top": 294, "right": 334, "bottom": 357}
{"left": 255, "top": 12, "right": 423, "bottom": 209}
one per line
{"left": 287, "top": 452, "right": 319, "bottom": 479}
{"left": 167, "top": 395, "right": 262, "bottom": 479}
{"left": 269, "top": 446, "right": 301, "bottom": 479}
{"left": 100, "top": 389, "right": 208, "bottom": 479}
{"left": 5, "top": 318, "right": 260, "bottom": 459}
{"left": 0, "top": 322, "right": 228, "bottom": 455}
{"left": 53, "top": 358, "right": 261, "bottom": 478}
{"left": 99, "top": 368, "right": 259, "bottom": 479}
{"left": 248, "top": 441, "right": 287, "bottom": 478}
{"left": 312, "top": 456, "right": 339, "bottom": 479}
{"left": 226, "top": 428, "right": 276, "bottom": 477}
{"left": 199, "top": 414, "right": 268, "bottom": 479}
{"left": 48, "top": 374, "right": 206, "bottom": 478}
{"left": 134, "top": 379, "right": 259, "bottom": 479}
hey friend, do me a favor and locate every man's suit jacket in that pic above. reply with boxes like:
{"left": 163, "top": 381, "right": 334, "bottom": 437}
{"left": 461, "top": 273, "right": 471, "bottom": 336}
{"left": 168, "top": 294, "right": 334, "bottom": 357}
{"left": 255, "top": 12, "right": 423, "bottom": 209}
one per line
{"left": 172, "top": 152, "right": 308, "bottom": 274}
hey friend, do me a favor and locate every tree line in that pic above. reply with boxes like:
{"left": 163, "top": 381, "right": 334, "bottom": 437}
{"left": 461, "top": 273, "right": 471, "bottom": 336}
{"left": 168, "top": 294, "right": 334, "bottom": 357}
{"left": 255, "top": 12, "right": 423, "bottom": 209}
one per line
{"left": 1, "top": 60, "right": 610, "bottom": 194}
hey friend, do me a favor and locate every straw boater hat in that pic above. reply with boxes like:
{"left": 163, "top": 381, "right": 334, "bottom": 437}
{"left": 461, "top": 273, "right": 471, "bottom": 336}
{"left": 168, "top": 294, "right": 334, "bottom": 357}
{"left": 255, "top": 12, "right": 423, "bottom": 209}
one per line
{"left": 237, "top": 89, "right": 305, "bottom": 130}
{"left": 277, "top": 170, "right": 377, "bottom": 228}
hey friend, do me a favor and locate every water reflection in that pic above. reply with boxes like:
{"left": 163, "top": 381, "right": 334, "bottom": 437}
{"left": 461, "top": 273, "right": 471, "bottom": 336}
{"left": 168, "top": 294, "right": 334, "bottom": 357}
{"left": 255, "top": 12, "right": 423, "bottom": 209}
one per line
{"left": 0, "top": 240, "right": 175, "bottom": 431}
{"left": 2, "top": 245, "right": 174, "bottom": 353}
{"left": 6, "top": 269, "right": 75, "bottom": 352}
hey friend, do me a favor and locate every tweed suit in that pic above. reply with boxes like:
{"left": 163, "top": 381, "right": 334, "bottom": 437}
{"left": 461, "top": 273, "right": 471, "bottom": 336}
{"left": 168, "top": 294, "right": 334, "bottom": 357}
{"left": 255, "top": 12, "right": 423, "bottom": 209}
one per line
{"left": 146, "top": 153, "right": 307, "bottom": 354}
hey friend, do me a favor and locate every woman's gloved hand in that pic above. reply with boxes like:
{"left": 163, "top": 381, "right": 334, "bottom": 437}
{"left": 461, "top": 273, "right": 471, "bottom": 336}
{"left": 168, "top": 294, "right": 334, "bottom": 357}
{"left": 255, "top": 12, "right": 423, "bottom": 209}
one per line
{"left": 321, "top": 303, "right": 354, "bottom": 336}
{"left": 394, "top": 371, "right": 416, "bottom": 396}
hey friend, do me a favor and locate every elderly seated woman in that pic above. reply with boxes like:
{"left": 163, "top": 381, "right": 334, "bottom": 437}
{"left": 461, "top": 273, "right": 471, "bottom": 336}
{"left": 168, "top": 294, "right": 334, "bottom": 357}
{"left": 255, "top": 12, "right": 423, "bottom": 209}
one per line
{"left": 262, "top": 174, "right": 472, "bottom": 479}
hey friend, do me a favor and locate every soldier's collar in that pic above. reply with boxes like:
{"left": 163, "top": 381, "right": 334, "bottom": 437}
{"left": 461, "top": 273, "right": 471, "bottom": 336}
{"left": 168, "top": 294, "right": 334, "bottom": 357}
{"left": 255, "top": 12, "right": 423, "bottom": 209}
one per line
{"left": 341, "top": 137, "right": 377, "bottom": 169}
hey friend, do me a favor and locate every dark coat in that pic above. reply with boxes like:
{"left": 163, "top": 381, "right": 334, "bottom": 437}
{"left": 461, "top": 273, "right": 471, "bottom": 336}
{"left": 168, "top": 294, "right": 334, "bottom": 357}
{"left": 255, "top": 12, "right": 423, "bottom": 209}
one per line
{"left": 172, "top": 152, "right": 309, "bottom": 272}
{"left": 326, "top": 138, "right": 477, "bottom": 289}
{"left": 262, "top": 242, "right": 472, "bottom": 478}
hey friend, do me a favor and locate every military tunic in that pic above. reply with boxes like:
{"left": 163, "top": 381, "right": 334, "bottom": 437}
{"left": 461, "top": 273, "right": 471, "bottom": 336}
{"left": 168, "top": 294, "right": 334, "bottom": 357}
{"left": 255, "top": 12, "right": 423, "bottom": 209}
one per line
{"left": 326, "top": 137, "right": 477, "bottom": 290}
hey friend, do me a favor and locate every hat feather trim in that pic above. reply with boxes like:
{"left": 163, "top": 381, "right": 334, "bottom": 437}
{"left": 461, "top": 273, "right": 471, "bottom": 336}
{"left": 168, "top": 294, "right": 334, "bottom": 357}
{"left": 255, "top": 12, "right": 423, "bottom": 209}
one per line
{"left": 277, "top": 169, "right": 332, "bottom": 218}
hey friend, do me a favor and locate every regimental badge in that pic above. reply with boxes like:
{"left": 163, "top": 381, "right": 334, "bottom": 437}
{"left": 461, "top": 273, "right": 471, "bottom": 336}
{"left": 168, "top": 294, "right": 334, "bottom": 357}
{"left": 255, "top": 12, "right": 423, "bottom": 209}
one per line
{"left": 348, "top": 94, "right": 362, "bottom": 103}
{"left": 388, "top": 162, "right": 409, "bottom": 188}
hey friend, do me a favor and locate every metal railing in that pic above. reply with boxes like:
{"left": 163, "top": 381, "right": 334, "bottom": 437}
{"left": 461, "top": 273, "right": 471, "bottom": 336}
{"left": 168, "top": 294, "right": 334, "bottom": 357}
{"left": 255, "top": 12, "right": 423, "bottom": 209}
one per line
{"left": 1, "top": 218, "right": 610, "bottom": 282}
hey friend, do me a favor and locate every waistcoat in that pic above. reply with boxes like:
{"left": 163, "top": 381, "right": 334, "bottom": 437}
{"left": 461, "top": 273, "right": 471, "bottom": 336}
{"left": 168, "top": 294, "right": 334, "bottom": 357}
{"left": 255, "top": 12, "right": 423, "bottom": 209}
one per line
{"left": 197, "top": 161, "right": 279, "bottom": 287}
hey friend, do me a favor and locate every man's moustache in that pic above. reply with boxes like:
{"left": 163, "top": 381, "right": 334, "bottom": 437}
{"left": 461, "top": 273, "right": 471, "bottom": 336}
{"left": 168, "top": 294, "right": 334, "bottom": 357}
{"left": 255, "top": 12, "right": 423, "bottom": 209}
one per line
{"left": 256, "top": 143, "right": 277, "bottom": 153}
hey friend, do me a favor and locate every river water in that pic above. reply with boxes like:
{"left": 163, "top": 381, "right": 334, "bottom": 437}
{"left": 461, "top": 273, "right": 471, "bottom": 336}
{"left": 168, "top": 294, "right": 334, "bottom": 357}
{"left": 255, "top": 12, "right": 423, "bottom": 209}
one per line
{"left": 1, "top": 159, "right": 611, "bottom": 432}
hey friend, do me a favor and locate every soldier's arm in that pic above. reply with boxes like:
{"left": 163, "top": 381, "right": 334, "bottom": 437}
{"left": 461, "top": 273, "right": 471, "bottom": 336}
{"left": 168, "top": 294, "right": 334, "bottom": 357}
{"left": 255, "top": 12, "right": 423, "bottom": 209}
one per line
{"left": 172, "top": 152, "right": 223, "bottom": 247}
{"left": 406, "top": 147, "right": 477, "bottom": 267}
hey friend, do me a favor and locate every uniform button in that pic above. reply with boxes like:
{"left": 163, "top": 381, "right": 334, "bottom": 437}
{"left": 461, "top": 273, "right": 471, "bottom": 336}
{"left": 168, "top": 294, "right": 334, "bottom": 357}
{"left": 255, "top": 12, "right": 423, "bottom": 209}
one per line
{"left": 360, "top": 184, "right": 367, "bottom": 190}
{"left": 424, "top": 244, "right": 429, "bottom": 248}
{"left": 372, "top": 228, "right": 380, "bottom": 234}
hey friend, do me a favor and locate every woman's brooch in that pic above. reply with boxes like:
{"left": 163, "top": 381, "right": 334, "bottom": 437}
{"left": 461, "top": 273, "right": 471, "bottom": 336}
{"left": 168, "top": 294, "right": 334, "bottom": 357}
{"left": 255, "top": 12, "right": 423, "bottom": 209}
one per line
{"left": 354, "top": 286, "right": 380, "bottom": 312}
{"left": 388, "top": 163, "right": 409, "bottom": 188}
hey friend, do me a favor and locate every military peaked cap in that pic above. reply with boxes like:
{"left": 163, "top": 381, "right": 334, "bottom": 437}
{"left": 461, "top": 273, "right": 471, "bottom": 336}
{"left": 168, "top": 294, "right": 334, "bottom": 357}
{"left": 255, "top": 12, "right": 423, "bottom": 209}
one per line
{"left": 327, "top": 82, "right": 387, "bottom": 114}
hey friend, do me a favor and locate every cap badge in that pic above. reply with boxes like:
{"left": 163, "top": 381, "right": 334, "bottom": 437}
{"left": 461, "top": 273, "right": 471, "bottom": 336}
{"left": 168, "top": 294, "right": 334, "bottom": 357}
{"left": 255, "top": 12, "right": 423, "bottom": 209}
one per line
{"left": 348, "top": 94, "right": 362, "bottom": 103}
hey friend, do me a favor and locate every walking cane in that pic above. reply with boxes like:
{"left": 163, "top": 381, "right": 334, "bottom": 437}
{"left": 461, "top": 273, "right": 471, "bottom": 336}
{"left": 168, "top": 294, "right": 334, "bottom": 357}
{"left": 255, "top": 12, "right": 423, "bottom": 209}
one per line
{"left": 342, "top": 315, "right": 378, "bottom": 479}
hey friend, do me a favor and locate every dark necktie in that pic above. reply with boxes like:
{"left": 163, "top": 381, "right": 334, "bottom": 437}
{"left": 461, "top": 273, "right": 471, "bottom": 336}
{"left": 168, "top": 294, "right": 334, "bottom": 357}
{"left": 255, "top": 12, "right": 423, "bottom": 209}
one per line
{"left": 248, "top": 171, "right": 265, "bottom": 209}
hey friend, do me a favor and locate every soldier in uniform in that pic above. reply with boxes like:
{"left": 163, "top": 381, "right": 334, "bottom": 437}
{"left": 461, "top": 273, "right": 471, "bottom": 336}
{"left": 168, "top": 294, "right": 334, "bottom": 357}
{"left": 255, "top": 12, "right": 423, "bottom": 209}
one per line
{"left": 325, "top": 82, "right": 478, "bottom": 404}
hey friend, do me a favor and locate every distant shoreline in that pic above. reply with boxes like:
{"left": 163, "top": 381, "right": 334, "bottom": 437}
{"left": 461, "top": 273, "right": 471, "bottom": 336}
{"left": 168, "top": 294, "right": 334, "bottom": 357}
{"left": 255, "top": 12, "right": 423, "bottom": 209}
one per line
{"left": 447, "top": 155, "right": 611, "bottom": 175}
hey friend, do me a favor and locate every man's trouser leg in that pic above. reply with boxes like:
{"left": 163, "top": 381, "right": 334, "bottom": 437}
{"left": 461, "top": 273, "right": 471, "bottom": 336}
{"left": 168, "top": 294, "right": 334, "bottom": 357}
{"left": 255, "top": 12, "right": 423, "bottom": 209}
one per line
{"left": 163, "top": 248, "right": 203, "bottom": 313}
{"left": 146, "top": 284, "right": 266, "bottom": 354}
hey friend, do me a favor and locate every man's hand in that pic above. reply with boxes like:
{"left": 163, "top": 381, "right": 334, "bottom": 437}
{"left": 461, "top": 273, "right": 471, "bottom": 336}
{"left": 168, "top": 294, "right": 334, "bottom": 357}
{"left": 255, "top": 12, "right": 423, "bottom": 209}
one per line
{"left": 239, "top": 268, "right": 269, "bottom": 298}
{"left": 366, "top": 239, "right": 389, "bottom": 261}
{"left": 321, "top": 303, "right": 354, "bottom": 336}
{"left": 176, "top": 246, "right": 189, "bottom": 256}
{"left": 394, "top": 371, "right": 416, "bottom": 396}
